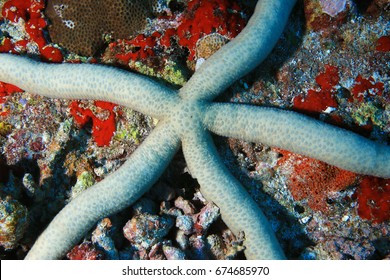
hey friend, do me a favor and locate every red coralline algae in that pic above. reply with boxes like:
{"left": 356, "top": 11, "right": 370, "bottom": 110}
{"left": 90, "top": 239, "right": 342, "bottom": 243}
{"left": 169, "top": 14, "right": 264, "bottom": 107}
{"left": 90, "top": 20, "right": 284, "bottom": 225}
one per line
{"left": 0, "top": 82, "right": 22, "bottom": 96}
{"left": 375, "top": 36, "right": 390, "bottom": 52}
{"left": 293, "top": 65, "right": 339, "bottom": 115}
{"left": 350, "top": 75, "right": 384, "bottom": 102}
{"left": 160, "top": 28, "right": 176, "bottom": 48}
{"left": 0, "top": 38, "right": 15, "bottom": 53}
{"left": 178, "top": 0, "right": 245, "bottom": 59}
{"left": 67, "top": 241, "right": 104, "bottom": 260}
{"left": 315, "top": 64, "right": 340, "bottom": 90}
{"left": 109, "top": 0, "right": 247, "bottom": 65}
{"left": 1, "top": 0, "right": 63, "bottom": 62}
{"left": 355, "top": 176, "right": 390, "bottom": 224}
{"left": 277, "top": 149, "right": 358, "bottom": 212}
{"left": 176, "top": 0, "right": 246, "bottom": 61}
{"left": 111, "top": 33, "right": 159, "bottom": 64}
{"left": 1, "top": 0, "right": 31, "bottom": 22}
{"left": 69, "top": 101, "right": 117, "bottom": 147}
{"left": 40, "top": 45, "right": 64, "bottom": 62}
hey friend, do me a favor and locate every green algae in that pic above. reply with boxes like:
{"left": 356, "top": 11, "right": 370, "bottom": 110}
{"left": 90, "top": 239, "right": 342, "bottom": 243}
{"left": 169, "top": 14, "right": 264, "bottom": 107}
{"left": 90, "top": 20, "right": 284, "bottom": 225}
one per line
{"left": 352, "top": 102, "right": 383, "bottom": 127}
{"left": 129, "top": 59, "right": 188, "bottom": 87}
{"left": 69, "top": 171, "right": 95, "bottom": 200}
{"left": 0, "top": 121, "right": 12, "bottom": 136}
{"left": 114, "top": 125, "right": 141, "bottom": 144}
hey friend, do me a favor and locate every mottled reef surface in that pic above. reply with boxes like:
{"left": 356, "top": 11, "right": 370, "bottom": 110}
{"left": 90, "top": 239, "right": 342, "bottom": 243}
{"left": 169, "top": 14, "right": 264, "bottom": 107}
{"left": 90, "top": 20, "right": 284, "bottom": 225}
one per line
{"left": 0, "top": 0, "right": 389, "bottom": 259}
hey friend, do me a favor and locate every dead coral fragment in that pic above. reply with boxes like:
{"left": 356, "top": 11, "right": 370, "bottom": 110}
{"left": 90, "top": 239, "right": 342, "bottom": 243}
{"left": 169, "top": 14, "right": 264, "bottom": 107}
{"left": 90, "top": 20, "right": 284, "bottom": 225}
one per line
{"left": 196, "top": 33, "right": 229, "bottom": 60}
{"left": 67, "top": 241, "right": 104, "bottom": 260}
{"left": 123, "top": 213, "right": 174, "bottom": 250}
{"left": 45, "top": 0, "right": 158, "bottom": 56}
{"left": 0, "top": 196, "right": 28, "bottom": 250}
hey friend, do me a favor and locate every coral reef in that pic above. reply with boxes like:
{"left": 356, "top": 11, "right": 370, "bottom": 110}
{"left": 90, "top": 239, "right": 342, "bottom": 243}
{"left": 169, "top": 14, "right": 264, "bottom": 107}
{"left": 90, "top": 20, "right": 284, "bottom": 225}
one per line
{"left": 0, "top": 0, "right": 389, "bottom": 260}
{"left": 73, "top": 185, "right": 244, "bottom": 260}
{"left": 46, "top": 0, "right": 159, "bottom": 56}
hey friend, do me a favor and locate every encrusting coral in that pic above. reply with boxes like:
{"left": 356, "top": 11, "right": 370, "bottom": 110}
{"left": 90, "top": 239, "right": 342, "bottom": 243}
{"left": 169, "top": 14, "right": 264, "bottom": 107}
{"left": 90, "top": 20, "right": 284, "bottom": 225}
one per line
{"left": 0, "top": 0, "right": 389, "bottom": 260}
{"left": 46, "top": 0, "right": 159, "bottom": 56}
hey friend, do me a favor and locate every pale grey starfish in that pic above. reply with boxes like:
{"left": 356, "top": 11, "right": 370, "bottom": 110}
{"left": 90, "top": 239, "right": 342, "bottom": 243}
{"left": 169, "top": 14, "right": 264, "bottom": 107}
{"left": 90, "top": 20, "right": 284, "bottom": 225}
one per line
{"left": 0, "top": 0, "right": 389, "bottom": 260}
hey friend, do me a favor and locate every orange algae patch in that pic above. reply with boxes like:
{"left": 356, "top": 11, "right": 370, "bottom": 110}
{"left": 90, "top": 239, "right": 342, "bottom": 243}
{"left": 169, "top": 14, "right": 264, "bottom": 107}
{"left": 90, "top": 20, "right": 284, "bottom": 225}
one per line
{"left": 69, "top": 101, "right": 117, "bottom": 147}
{"left": 355, "top": 176, "right": 390, "bottom": 224}
{"left": 277, "top": 149, "right": 358, "bottom": 212}
{"left": 293, "top": 65, "right": 339, "bottom": 115}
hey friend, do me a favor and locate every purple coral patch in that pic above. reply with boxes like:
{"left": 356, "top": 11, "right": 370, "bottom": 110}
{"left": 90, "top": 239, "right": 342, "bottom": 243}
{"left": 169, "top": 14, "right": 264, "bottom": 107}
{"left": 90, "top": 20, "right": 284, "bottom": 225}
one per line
{"left": 319, "top": 0, "right": 347, "bottom": 17}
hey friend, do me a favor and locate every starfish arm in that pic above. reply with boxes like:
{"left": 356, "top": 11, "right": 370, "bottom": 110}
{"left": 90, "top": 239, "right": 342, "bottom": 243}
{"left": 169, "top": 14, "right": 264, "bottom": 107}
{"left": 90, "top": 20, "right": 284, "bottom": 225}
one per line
{"left": 204, "top": 103, "right": 390, "bottom": 178}
{"left": 181, "top": 128, "right": 285, "bottom": 259}
{"left": 25, "top": 121, "right": 180, "bottom": 259}
{"left": 0, "top": 54, "right": 179, "bottom": 119}
{"left": 179, "top": 0, "right": 297, "bottom": 101}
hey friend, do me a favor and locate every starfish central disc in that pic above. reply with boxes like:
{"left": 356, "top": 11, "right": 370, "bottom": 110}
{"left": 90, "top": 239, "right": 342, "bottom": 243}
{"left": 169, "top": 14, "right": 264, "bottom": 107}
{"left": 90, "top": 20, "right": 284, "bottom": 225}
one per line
{"left": 169, "top": 100, "right": 205, "bottom": 137}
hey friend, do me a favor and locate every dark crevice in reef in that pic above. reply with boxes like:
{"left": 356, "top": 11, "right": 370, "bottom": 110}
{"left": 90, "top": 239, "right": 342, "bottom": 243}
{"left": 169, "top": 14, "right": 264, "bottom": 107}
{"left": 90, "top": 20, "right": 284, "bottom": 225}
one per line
{"left": 0, "top": 120, "right": 92, "bottom": 259}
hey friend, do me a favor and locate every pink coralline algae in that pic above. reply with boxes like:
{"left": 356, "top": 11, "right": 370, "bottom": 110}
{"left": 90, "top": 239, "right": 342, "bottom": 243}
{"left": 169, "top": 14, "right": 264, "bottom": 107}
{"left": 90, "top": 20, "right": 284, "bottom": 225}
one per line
{"left": 319, "top": 0, "right": 347, "bottom": 17}
{"left": 304, "top": 0, "right": 355, "bottom": 31}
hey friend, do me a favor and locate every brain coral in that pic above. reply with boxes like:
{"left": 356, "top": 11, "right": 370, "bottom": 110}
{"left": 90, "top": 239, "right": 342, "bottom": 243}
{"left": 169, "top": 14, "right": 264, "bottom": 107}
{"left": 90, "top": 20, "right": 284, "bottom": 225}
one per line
{"left": 45, "top": 0, "right": 158, "bottom": 56}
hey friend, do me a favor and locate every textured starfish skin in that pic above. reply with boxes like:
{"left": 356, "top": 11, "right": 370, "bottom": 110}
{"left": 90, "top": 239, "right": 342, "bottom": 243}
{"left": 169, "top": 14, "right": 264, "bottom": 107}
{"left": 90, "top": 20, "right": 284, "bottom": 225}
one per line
{"left": 0, "top": 0, "right": 389, "bottom": 259}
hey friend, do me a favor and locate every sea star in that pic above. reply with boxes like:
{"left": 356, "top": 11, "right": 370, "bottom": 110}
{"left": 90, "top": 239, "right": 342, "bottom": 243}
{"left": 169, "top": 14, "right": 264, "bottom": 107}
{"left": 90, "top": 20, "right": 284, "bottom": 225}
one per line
{"left": 0, "top": 0, "right": 389, "bottom": 260}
